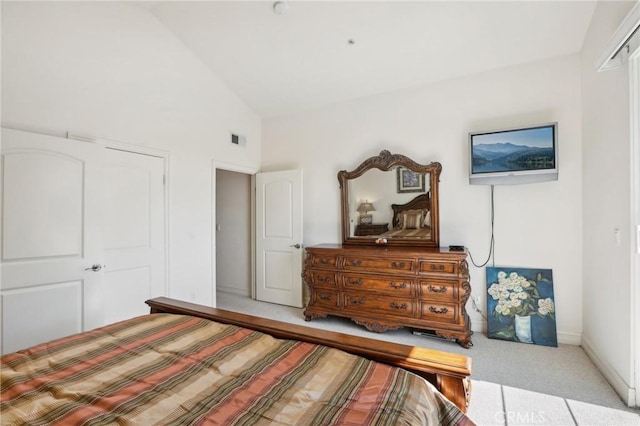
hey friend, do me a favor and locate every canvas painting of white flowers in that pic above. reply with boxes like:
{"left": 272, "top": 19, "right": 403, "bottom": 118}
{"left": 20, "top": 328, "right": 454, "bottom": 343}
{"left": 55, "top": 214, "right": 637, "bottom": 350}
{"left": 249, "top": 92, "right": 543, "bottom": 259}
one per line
{"left": 486, "top": 267, "right": 558, "bottom": 347}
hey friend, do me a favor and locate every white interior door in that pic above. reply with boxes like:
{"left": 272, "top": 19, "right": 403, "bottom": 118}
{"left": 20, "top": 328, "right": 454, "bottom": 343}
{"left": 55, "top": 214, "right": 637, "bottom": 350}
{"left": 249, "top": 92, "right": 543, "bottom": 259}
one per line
{"left": 630, "top": 44, "right": 640, "bottom": 408}
{"left": 255, "top": 169, "right": 303, "bottom": 308}
{"left": 102, "top": 148, "right": 166, "bottom": 324}
{"left": 1, "top": 128, "right": 104, "bottom": 354}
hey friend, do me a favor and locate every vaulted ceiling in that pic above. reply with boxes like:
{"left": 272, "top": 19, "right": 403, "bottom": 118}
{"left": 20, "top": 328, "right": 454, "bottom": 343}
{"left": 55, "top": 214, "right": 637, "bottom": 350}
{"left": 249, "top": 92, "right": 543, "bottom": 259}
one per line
{"left": 146, "top": 1, "right": 597, "bottom": 118}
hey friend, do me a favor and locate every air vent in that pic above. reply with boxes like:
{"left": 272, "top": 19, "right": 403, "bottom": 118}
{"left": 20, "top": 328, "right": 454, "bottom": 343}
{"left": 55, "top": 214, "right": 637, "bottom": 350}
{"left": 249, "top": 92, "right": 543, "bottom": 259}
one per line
{"left": 231, "top": 133, "right": 247, "bottom": 147}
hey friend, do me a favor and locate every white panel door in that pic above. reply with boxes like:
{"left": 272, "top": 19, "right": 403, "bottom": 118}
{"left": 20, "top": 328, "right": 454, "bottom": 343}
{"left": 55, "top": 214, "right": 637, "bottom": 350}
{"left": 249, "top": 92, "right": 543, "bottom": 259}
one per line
{"left": 630, "top": 45, "right": 640, "bottom": 408}
{"left": 102, "top": 148, "right": 165, "bottom": 324}
{"left": 1, "top": 128, "right": 103, "bottom": 354}
{"left": 255, "top": 170, "right": 303, "bottom": 308}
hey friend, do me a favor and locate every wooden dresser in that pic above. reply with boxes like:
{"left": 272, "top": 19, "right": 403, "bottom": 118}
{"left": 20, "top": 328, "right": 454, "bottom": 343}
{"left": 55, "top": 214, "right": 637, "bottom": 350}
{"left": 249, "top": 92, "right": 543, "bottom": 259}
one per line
{"left": 303, "top": 244, "right": 472, "bottom": 348}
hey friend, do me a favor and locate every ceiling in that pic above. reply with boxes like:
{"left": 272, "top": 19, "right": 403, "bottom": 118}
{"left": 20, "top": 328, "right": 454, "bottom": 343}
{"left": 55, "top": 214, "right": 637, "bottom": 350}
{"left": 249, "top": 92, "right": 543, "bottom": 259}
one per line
{"left": 147, "top": 1, "right": 597, "bottom": 118}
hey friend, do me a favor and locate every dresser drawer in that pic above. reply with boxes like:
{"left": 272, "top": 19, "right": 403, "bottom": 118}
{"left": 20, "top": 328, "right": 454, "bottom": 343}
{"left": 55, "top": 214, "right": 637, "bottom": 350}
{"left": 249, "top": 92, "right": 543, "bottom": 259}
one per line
{"left": 418, "top": 260, "right": 458, "bottom": 275}
{"left": 310, "top": 290, "right": 340, "bottom": 308}
{"left": 420, "top": 302, "right": 458, "bottom": 323}
{"left": 344, "top": 293, "right": 416, "bottom": 317}
{"left": 309, "top": 254, "right": 339, "bottom": 268}
{"left": 342, "top": 273, "right": 413, "bottom": 295}
{"left": 342, "top": 256, "right": 414, "bottom": 273}
{"left": 309, "top": 271, "right": 338, "bottom": 288}
{"left": 419, "top": 280, "right": 459, "bottom": 300}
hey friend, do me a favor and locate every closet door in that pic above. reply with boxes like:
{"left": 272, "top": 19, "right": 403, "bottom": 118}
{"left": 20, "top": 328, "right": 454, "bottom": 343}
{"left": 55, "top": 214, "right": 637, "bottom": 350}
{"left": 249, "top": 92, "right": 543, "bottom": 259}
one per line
{"left": 0, "top": 129, "right": 167, "bottom": 354}
{"left": 102, "top": 148, "right": 166, "bottom": 324}
{"left": 1, "top": 128, "right": 104, "bottom": 354}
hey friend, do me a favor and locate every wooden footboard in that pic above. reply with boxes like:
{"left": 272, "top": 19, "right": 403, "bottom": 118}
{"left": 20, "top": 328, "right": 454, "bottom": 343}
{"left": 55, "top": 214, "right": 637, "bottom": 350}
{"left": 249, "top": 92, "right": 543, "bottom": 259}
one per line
{"left": 146, "top": 297, "right": 472, "bottom": 412}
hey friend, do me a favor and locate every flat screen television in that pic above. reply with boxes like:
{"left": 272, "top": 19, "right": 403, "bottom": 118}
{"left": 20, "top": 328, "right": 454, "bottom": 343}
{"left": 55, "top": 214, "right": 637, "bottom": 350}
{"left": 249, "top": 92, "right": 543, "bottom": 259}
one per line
{"left": 469, "top": 122, "right": 558, "bottom": 185}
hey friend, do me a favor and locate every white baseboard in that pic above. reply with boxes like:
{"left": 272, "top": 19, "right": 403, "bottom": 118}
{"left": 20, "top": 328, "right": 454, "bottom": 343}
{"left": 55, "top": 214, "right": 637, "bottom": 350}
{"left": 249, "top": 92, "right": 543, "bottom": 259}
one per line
{"left": 582, "top": 335, "right": 636, "bottom": 407}
{"left": 217, "top": 286, "right": 250, "bottom": 298}
{"left": 471, "top": 318, "right": 487, "bottom": 334}
{"left": 557, "top": 331, "right": 582, "bottom": 346}
{"left": 471, "top": 318, "right": 581, "bottom": 345}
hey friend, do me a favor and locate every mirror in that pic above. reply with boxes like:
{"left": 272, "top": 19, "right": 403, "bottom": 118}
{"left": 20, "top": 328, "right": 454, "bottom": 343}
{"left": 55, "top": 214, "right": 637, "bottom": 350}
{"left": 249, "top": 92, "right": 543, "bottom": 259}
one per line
{"left": 338, "top": 150, "right": 441, "bottom": 247}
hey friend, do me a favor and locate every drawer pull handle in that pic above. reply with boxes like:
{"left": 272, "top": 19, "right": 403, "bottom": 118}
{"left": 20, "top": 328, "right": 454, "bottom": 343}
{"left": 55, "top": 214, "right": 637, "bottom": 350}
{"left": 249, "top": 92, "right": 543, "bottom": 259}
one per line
{"left": 390, "top": 302, "right": 408, "bottom": 310}
{"left": 391, "top": 262, "right": 406, "bottom": 269}
{"left": 347, "top": 278, "right": 363, "bottom": 286}
{"left": 317, "top": 276, "right": 332, "bottom": 283}
{"left": 429, "top": 306, "right": 449, "bottom": 315}
{"left": 349, "top": 297, "right": 365, "bottom": 305}
{"left": 428, "top": 285, "right": 447, "bottom": 293}
{"left": 389, "top": 282, "right": 407, "bottom": 289}
{"left": 319, "top": 258, "right": 331, "bottom": 264}
{"left": 429, "top": 264, "right": 446, "bottom": 271}
{"left": 319, "top": 293, "right": 333, "bottom": 301}
{"left": 348, "top": 259, "right": 363, "bottom": 267}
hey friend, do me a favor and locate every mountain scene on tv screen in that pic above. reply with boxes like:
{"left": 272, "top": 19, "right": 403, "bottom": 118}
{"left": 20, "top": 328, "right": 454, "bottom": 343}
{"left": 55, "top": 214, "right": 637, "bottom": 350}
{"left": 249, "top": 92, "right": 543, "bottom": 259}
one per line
{"left": 473, "top": 142, "right": 554, "bottom": 173}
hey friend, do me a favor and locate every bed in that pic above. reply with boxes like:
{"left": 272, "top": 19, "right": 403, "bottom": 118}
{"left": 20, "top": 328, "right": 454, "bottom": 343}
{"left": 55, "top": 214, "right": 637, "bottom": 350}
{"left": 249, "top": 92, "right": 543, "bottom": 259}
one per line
{"left": 1, "top": 297, "right": 473, "bottom": 425}
{"left": 380, "top": 193, "right": 432, "bottom": 239}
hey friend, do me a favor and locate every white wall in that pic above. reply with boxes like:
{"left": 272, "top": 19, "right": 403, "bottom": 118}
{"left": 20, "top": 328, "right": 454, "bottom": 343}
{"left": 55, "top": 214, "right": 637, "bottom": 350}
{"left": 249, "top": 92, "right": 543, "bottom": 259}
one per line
{"left": 580, "top": 0, "right": 637, "bottom": 405}
{"left": 1, "top": 2, "right": 261, "bottom": 305}
{"left": 263, "top": 54, "right": 584, "bottom": 344}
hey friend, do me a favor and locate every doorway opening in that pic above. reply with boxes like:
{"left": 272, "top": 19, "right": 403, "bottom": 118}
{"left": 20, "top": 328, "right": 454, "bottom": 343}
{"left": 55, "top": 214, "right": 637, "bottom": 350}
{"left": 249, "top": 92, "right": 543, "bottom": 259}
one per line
{"left": 215, "top": 168, "right": 253, "bottom": 304}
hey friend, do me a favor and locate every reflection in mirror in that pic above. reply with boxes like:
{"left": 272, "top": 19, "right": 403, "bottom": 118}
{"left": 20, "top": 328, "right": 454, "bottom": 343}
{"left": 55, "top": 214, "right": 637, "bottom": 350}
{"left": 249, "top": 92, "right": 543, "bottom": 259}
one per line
{"left": 348, "top": 168, "right": 431, "bottom": 238}
{"left": 339, "top": 150, "right": 441, "bottom": 247}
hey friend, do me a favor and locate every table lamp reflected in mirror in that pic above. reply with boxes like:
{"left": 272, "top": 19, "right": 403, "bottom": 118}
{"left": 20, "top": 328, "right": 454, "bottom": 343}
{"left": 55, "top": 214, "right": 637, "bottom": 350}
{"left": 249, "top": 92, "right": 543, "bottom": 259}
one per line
{"left": 357, "top": 201, "right": 375, "bottom": 224}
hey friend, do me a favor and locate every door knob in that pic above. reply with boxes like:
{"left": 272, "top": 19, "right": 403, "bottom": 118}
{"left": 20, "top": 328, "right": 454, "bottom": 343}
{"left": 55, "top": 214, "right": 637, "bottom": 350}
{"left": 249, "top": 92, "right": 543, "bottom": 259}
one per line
{"left": 290, "top": 244, "right": 302, "bottom": 249}
{"left": 84, "top": 264, "right": 104, "bottom": 272}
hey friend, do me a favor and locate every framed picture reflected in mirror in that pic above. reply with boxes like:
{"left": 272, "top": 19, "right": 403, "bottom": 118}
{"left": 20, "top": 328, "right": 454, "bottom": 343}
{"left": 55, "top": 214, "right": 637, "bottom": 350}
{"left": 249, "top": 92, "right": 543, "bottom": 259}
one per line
{"left": 397, "top": 167, "right": 425, "bottom": 193}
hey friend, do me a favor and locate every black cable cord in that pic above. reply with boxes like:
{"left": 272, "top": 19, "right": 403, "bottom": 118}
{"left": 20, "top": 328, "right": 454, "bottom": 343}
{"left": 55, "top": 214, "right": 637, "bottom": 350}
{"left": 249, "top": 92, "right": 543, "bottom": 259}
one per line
{"left": 468, "top": 185, "right": 495, "bottom": 268}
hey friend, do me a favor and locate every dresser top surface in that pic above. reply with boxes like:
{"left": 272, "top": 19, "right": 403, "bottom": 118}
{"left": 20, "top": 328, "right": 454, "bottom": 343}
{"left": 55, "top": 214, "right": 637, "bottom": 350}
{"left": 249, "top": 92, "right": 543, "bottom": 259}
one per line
{"left": 306, "top": 243, "right": 467, "bottom": 257}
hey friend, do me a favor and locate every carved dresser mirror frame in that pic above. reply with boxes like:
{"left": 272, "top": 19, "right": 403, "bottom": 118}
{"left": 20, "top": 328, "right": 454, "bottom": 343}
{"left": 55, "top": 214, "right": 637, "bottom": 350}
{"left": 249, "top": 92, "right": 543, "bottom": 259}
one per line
{"left": 338, "top": 150, "right": 442, "bottom": 247}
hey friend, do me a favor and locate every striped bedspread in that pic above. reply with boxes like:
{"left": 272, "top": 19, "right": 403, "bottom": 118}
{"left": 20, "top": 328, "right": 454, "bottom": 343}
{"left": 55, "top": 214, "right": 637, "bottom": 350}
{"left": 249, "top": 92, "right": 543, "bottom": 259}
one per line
{"left": 381, "top": 227, "right": 432, "bottom": 239}
{"left": 1, "top": 313, "right": 472, "bottom": 425}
